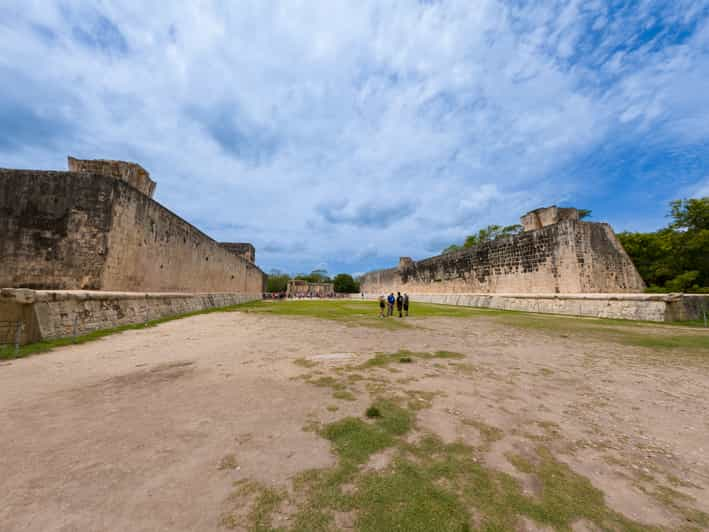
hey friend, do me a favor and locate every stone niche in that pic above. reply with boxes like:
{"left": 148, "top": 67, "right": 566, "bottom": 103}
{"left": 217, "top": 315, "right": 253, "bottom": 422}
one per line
{"left": 68, "top": 156, "right": 156, "bottom": 197}
{"left": 521, "top": 206, "right": 579, "bottom": 232}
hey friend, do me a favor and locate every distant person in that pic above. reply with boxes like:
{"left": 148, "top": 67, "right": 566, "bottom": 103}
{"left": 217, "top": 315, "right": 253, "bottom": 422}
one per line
{"left": 403, "top": 293, "right": 409, "bottom": 316}
{"left": 387, "top": 293, "right": 395, "bottom": 316}
{"left": 378, "top": 295, "right": 386, "bottom": 318}
{"left": 396, "top": 292, "right": 403, "bottom": 317}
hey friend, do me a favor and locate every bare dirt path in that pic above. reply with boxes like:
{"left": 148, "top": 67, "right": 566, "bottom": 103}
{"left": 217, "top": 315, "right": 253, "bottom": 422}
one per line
{"left": 1, "top": 310, "right": 708, "bottom": 531}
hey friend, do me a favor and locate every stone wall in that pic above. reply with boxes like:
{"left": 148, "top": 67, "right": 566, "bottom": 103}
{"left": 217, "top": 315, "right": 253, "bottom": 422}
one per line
{"left": 68, "top": 156, "right": 156, "bottom": 197}
{"left": 219, "top": 242, "right": 255, "bottom": 263}
{"left": 360, "top": 218, "right": 645, "bottom": 295}
{"left": 286, "top": 280, "right": 335, "bottom": 297}
{"left": 0, "top": 288, "right": 259, "bottom": 345}
{"left": 351, "top": 292, "right": 709, "bottom": 322}
{"left": 0, "top": 169, "right": 266, "bottom": 294}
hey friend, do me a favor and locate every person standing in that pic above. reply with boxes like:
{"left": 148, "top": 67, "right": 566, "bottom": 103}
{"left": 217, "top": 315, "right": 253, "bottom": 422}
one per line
{"left": 379, "top": 295, "right": 386, "bottom": 318}
{"left": 396, "top": 292, "right": 403, "bottom": 317}
{"left": 387, "top": 292, "right": 395, "bottom": 316}
{"left": 403, "top": 293, "right": 409, "bottom": 316}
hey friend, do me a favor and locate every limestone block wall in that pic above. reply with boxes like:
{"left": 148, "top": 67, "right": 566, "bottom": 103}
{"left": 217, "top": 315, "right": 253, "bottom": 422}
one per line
{"left": 219, "top": 242, "right": 255, "bottom": 263}
{"left": 68, "top": 156, "right": 156, "bottom": 197}
{"left": 360, "top": 219, "right": 645, "bottom": 295}
{"left": 350, "top": 292, "right": 709, "bottom": 322}
{"left": 0, "top": 169, "right": 115, "bottom": 290}
{"left": 0, "top": 289, "right": 260, "bottom": 345}
{"left": 99, "top": 181, "right": 265, "bottom": 293}
{"left": 0, "top": 169, "right": 266, "bottom": 294}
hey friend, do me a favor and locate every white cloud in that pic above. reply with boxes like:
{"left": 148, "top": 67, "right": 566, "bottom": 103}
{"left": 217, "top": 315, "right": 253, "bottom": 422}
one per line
{"left": 1, "top": 0, "right": 708, "bottom": 274}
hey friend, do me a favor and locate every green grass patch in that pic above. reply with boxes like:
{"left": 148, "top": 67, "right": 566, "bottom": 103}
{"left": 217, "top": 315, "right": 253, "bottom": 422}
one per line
{"left": 256, "top": 401, "right": 656, "bottom": 532}
{"left": 358, "top": 349, "right": 465, "bottom": 369}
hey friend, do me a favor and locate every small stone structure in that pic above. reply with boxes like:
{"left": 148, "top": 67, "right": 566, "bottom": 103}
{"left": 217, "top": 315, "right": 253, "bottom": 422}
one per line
{"left": 68, "top": 156, "right": 156, "bottom": 197}
{"left": 286, "top": 280, "right": 335, "bottom": 298}
{"left": 219, "top": 242, "right": 256, "bottom": 263}
{"left": 520, "top": 206, "right": 579, "bottom": 232}
{"left": 360, "top": 206, "right": 645, "bottom": 295}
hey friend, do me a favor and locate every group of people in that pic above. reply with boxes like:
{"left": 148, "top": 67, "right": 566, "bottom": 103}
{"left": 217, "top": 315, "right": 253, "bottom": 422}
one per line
{"left": 379, "top": 292, "right": 409, "bottom": 318}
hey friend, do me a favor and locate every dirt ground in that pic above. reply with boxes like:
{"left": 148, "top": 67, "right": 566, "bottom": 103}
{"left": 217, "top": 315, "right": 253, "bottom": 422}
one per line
{"left": 1, "top": 309, "right": 708, "bottom": 531}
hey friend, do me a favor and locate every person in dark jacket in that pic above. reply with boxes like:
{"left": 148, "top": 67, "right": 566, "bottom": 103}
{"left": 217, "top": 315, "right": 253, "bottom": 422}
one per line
{"left": 403, "top": 293, "right": 409, "bottom": 316}
{"left": 379, "top": 295, "right": 386, "bottom": 318}
{"left": 396, "top": 292, "right": 403, "bottom": 317}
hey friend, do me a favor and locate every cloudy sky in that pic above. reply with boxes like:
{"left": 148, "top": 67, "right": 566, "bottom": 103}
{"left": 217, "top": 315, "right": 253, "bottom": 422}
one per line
{"left": 1, "top": 1, "right": 708, "bottom": 275}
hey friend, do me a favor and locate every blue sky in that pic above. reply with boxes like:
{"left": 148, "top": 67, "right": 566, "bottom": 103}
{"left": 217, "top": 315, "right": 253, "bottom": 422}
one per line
{"left": 1, "top": 1, "right": 708, "bottom": 276}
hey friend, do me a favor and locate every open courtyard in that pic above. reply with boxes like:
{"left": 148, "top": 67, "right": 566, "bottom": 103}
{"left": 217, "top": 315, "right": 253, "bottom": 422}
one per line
{"left": 1, "top": 300, "right": 708, "bottom": 531}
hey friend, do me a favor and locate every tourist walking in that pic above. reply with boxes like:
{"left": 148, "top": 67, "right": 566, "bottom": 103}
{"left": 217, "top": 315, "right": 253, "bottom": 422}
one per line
{"left": 379, "top": 295, "right": 386, "bottom": 318}
{"left": 403, "top": 293, "right": 409, "bottom": 316}
{"left": 396, "top": 292, "right": 403, "bottom": 317}
{"left": 387, "top": 293, "right": 395, "bottom": 316}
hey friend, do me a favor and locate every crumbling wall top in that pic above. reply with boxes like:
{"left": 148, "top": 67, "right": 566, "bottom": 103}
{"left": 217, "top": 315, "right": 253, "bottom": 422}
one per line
{"left": 68, "top": 156, "right": 156, "bottom": 197}
{"left": 520, "top": 206, "right": 579, "bottom": 232}
{"left": 219, "top": 242, "right": 255, "bottom": 263}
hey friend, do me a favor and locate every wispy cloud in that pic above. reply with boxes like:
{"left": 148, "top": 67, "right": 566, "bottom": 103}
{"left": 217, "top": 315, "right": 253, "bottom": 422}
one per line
{"left": 1, "top": 0, "right": 708, "bottom": 274}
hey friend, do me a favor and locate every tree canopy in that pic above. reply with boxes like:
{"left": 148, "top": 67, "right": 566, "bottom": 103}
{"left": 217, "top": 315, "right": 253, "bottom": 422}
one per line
{"left": 618, "top": 197, "right": 709, "bottom": 293}
{"left": 333, "top": 273, "right": 360, "bottom": 293}
{"left": 442, "top": 224, "right": 522, "bottom": 254}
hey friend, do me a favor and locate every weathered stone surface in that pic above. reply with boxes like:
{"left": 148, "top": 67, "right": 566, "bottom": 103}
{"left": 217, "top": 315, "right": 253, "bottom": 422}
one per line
{"left": 352, "top": 292, "right": 709, "bottom": 322}
{"left": 0, "top": 289, "right": 260, "bottom": 345}
{"left": 219, "top": 242, "right": 255, "bottom": 263}
{"left": 68, "top": 156, "right": 156, "bottom": 197}
{"left": 360, "top": 213, "right": 645, "bottom": 295}
{"left": 286, "top": 280, "right": 334, "bottom": 297}
{"left": 0, "top": 168, "right": 266, "bottom": 294}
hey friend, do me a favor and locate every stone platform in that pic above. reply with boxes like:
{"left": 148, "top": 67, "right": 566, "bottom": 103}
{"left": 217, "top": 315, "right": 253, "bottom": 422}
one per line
{"left": 362, "top": 292, "right": 709, "bottom": 322}
{"left": 0, "top": 289, "right": 261, "bottom": 346}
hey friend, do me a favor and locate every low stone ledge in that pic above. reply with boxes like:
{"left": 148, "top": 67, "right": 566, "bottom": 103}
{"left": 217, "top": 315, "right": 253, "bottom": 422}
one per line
{"left": 0, "top": 289, "right": 261, "bottom": 346}
{"left": 356, "top": 292, "right": 708, "bottom": 322}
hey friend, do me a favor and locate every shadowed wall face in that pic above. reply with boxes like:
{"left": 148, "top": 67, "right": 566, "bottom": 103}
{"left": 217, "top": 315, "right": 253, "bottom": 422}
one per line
{"left": 360, "top": 219, "right": 645, "bottom": 295}
{"left": 0, "top": 169, "right": 266, "bottom": 294}
{"left": 0, "top": 170, "right": 114, "bottom": 290}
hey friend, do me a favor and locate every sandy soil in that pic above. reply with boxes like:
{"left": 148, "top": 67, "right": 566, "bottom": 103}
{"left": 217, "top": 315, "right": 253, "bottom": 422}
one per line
{"left": 1, "top": 311, "right": 708, "bottom": 531}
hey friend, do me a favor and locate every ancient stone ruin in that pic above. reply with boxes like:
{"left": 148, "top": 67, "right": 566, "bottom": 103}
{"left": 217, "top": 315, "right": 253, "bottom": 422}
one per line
{"left": 360, "top": 206, "right": 646, "bottom": 295}
{"left": 0, "top": 157, "right": 265, "bottom": 344}
{"left": 286, "top": 280, "right": 335, "bottom": 298}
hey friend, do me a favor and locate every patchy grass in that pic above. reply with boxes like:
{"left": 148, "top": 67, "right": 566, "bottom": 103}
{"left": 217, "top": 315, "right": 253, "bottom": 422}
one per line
{"left": 333, "top": 390, "right": 357, "bottom": 401}
{"left": 227, "top": 392, "right": 655, "bottom": 532}
{"left": 218, "top": 453, "right": 239, "bottom": 471}
{"left": 358, "top": 349, "right": 465, "bottom": 369}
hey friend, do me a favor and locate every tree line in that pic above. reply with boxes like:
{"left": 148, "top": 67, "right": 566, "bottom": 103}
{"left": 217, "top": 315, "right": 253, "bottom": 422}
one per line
{"left": 617, "top": 198, "right": 708, "bottom": 293}
{"left": 266, "top": 269, "right": 360, "bottom": 294}
{"left": 440, "top": 200, "right": 708, "bottom": 293}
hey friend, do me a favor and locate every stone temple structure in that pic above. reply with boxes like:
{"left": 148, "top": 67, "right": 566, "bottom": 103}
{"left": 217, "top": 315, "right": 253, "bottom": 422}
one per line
{"left": 0, "top": 157, "right": 265, "bottom": 345}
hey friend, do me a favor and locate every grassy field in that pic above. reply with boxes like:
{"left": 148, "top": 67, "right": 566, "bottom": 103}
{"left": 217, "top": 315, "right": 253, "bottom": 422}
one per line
{"left": 2, "top": 299, "right": 707, "bottom": 361}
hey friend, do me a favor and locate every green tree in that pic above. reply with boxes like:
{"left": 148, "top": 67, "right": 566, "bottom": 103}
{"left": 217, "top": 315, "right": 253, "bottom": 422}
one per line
{"left": 578, "top": 209, "right": 592, "bottom": 220}
{"left": 617, "top": 197, "right": 709, "bottom": 293}
{"left": 333, "top": 273, "right": 360, "bottom": 293}
{"left": 295, "top": 269, "right": 331, "bottom": 283}
{"left": 266, "top": 270, "right": 291, "bottom": 292}
{"left": 444, "top": 224, "right": 523, "bottom": 253}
